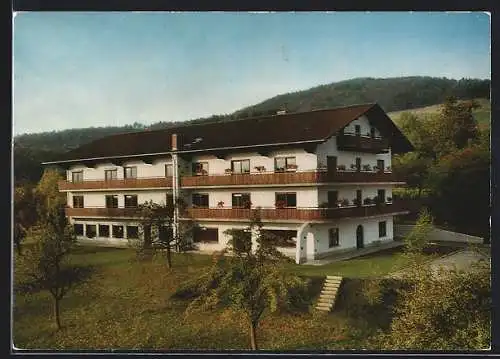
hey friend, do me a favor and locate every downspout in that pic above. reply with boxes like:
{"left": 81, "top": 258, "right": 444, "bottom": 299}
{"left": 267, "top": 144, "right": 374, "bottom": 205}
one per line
{"left": 296, "top": 222, "right": 312, "bottom": 264}
{"left": 171, "top": 134, "right": 180, "bottom": 252}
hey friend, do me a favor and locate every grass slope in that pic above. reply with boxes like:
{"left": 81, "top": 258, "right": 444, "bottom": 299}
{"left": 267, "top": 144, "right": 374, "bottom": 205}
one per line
{"left": 13, "top": 244, "right": 458, "bottom": 350}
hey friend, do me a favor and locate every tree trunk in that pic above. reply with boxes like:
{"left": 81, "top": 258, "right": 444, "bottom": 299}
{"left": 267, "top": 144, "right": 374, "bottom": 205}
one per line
{"left": 166, "top": 245, "right": 172, "bottom": 268}
{"left": 54, "top": 297, "right": 62, "bottom": 330}
{"left": 249, "top": 320, "right": 258, "bottom": 350}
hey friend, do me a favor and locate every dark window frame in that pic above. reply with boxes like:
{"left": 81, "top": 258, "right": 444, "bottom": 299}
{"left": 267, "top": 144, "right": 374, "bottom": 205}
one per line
{"left": 127, "top": 226, "right": 139, "bottom": 239}
{"left": 192, "top": 162, "right": 209, "bottom": 176}
{"left": 377, "top": 189, "right": 386, "bottom": 203}
{"left": 275, "top": 192, "right": 297, "bottom": 208}
{"left": 274, "top": 157, "right": 296, "bottom": 172}
{"left": 85, "top": 224, "right": 97, "bottom": 239}
{"left": 328, "top": 228, "right": 340, "bottom": 248}
{"left": 165, "top": 164, "right": 173, "bottom": 177}
{"left": 124, "top": 166, "right": 137, "bottom": 179}
{"left": 73, "top": 195, "right": 84, "bottom": 208}
{"left": 379, "top": 221, "right": 387, "bottom": 238}
{"left": 232, "top": 193, "right": 251, "bottom": 208}
{"left": 74, "top": 223, "right": 84, "bottom": 236}
{"left": 112, "top": 225, "right": 124, "bottom": 239}
{"left": 105, "top": 169, "right": 118, "bottom": 181}
{"left": 72, "top": 171, "right": 83, "bottom": 183}
{"left": 105, "top": 195, "right": 119, "bottom": 208}
{"left": 98, "top": 224, "right": 110, "bottom": 238}
{"left": 192, "top": 193, "right": 209, "bottom": 208}
{"left": 231, "top": 159, "right": 250, "bottom": 174}
{"left": 124, "top": 194, "right": 138, "bottom": 208}
{"left": 355, "top": 124, "right": 361, "bottom": 136}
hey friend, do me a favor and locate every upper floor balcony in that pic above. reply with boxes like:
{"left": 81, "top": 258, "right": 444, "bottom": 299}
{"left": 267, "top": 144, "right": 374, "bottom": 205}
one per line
{"left": 65, "top": 199, "right": 408, "bottom": 222}
{"left": 337, "top": 133, "right": 389, "bottom": 153}
{"left": 181, "top": 168, "right": 399, "bottom": 187}
{"left": 58, "top": 177, "right": 173, "bottom": 191}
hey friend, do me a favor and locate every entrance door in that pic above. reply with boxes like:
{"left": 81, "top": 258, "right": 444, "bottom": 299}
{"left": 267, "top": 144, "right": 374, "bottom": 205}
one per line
{"left": 327, "top": 156, "right": 337, "bottom": 173}
{"left": 377, "top": 159, "right": 385, "bottom": 173}
{"left": 328, "top": 191, "right": 339, "bottom": 207}
{"left": 356, "top": 225, "right": 364, "bottom": 249}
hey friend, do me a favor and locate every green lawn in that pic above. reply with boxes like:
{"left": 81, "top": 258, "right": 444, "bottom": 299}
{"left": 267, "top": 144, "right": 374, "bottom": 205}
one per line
{"left": 12, "top": 244, "right": 452, "bottom": 350}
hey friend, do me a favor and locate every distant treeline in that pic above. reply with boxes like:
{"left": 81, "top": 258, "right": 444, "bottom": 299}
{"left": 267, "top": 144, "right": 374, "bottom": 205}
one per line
{"left": 13, "top": 76, "right": 490, "bottom": 185}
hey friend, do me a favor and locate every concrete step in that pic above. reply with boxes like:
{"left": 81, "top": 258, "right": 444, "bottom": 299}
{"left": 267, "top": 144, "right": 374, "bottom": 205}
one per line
{"left": 323, "top": 284, "right": 341, "bottom": 289}
{"left": 324, "top": 280, "right": 342, "bottom": 285}
{"left": 326, "top": 275, "right": 342, "bottom": 280}
{"left": 316, "top": 306, "right": 331, "bottom": 311}
{"left": 317, "top": 300, "right": 334, "bottom": 306}
{"left": 319, "top": 292, "right": 338, "bottom": 298}
{"left": 316, "top": 304, "right": 333, "bottom": 310}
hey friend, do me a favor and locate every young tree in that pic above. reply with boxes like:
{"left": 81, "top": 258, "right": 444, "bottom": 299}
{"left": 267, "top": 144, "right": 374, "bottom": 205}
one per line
{"left": 132, "top": 198, "right": 190, "bottom": 268}
{"left": 403, "top": 207, "right": 433, "bottom": 258}
{"left": 177, "top": 214, "right": 309, "bottom": 350}
{"left": 14, "top": 184, "right": 38, "bottom": 255}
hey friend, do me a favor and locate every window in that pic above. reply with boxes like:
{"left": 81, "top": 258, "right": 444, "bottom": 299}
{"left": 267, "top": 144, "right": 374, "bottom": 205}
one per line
{"left": 99, "top": 224, "right": 110, "bottom": 238}
{"left": 72, "top": 171, "right": 83, "bottom": 183}
{"left": 370, "top": 127, "right": 376, "bottom": 138}
{"left": 86, "top": 224, "right": 97, "bottom": 239}
{"left": 105, "top": 169, "right": 118, "bottom": 181}
{"left": 124, "top": 166, "right": 137, "bottom": 179}
{"left": 105, "top": 195, "right": 118, "bottom": 208}
{"left": 192, "top": 193, "right": 209, "bottom": 208}
{"left": 73, "top": 195, "right": 84, "bottom": 208}
{"left": 355, "top": 189, "right": 362, "bottom": 206}
{"left": 74, "top": 223, "right": 84, "bottom": 236}
{"left": 192, "top": 162, "right": 209, "bottom": 175}
{"left": 112, "top": 225, "right": 124, "bottom": 239}
{"left": 329, "top": 228, "right": 339, "bottom": 248}
{"left": 275, "top": 157, "right": 296, "bottom": 172}
{"left": 124, "top": 195, "right": 138, "bottom": 208}
{"left": 165, "top": 164, "right": 173, "bottom": 177}
{"left": 127, "top": 226, "right": 139, "bottom": 239}
{"left": 275, "top": 192, "right": 297, "bottom": 208}
{"left": 377, "top": 159, "right": 385, "bottom": 172}
{"left": 355, "top": 157, "right": 361, "bottom": 172}
{"left": 355, "top": 125, "right": 361, "bottom": 136}
{"left": 232, "top": 193, "right": 251, "bottom": 208}
{"left": 166, "top": 193, "right": 174, "bottom": 208}
{"left": 379, "top": 221, "right": 387, "bottom": 238}
{"left": 231, "top": 159, "right": 250, "bottom": 174}
{"left": 377, "top": 189, "right": 386, "bottom": 203}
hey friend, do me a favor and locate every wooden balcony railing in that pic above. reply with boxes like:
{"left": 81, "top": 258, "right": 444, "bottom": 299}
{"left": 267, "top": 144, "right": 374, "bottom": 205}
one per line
{"left": 65, "top": 200, "right": 410, "bottom": 221}
{"left": 337, "top": 134, "right": 389, "bottom": 153}
{"left": 58, "top": 177, "right": 172, "bottom": 191}
{"left": 184, "top": 200, "right": 409, "bottom": 221}
{"left": 59, "top": 170, "right": 401, "bottom": 191}
{"left": 181, "top": 170, "right": 399, "bottom": 187}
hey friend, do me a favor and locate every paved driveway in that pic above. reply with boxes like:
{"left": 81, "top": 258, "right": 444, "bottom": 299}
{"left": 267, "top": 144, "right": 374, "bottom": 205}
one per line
{"left": 428, "top": 248, "right": 490, "bottom": 274}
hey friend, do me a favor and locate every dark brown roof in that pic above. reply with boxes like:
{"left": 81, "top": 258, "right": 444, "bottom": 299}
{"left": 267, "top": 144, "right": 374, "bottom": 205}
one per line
{"left": 45, "top": 103, "right": 413, "bottom": 164}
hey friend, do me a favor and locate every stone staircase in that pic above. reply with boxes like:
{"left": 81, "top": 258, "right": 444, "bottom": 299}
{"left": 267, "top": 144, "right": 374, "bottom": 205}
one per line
{"left": 315, "top": 275, "right": 343, "bottom": 312}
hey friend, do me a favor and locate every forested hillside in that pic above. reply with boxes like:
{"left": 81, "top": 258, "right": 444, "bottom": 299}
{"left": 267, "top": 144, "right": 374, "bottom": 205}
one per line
{"left": 13, "top": 76, "right": 490, "bottom": 185}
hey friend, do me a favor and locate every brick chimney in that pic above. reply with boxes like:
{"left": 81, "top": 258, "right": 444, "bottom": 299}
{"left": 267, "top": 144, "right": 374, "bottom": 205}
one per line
{"left": 171, "top": 133, "right": 178, "bottom": 151}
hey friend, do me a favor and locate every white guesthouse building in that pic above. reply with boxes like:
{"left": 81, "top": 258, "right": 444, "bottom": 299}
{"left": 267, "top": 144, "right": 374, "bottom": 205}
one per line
{"left": 44, "top": 103, "right": 414, "bottom": 264}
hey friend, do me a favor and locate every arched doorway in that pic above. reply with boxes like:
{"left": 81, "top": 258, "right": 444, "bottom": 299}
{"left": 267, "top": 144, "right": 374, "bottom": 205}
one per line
{"left": 356, "top": 225, "right": 364, "bottom": 249}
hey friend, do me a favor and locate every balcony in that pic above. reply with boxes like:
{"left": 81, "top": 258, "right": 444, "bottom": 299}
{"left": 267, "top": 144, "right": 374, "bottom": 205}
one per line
{"left": 65, "top": 207, "right": 143, "bottom": 218}
{"left": 59, "top": 177, "right": 173, "bottom": 191}
{"left": 181, "top": 169, "right": 399, "bottom": 187}
{"left": 337, "top": 133, "right": 389, "bottom": 153}
{"left": 183, "top": 200, "right": 409, "bottom": 222}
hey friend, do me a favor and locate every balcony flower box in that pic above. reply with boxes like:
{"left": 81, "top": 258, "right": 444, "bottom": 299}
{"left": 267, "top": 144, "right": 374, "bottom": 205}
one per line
{"left": 350, "top": 164, "right": 357, "bottom": 170}
{"left": 275, "top": 168, "right": 286, "bottom": 173}
{"left": 224, "top": 168, "right": 232, "bottom": 174}
{"left": 337, "top": 164, "right": 346, "bottom": 171}
{"left": 339, "top": 198, "right": 350, "bottom": 207}
{"left": 217, "top": 201, "right": 224, "bottom": 208}
{"left": 387, "top": 197, "right": 393, "bottom": 203}
{"left": 254, "top": 166, "right": 266, "bottom": 172}
{"left": 275, "top": 200, "right": 287, "bottom": 209}
{"left": 286, "top": 164, "right": 298, "bottom": 170}
{"left": 386, "top": 166, "right": 392, "bottom": 172}
{"left": 195, "top": 169, "right": 208, "bottom": 176}
{"left": 353, "top": 198, "right": 361, "bottom": 207}
{"left": 363, "top": 197, "right": 372, "bottom": 205}
{"left": 362, "top": 164, "right": 372, "bottom": 172}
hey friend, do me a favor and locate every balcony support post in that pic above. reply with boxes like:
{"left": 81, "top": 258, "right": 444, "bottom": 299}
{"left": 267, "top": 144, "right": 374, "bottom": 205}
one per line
{"left": 171, "top": 134, "right": 180, "bottom": 252}
{"left": 295, "top": 222, "right": 312, "bottom": 264}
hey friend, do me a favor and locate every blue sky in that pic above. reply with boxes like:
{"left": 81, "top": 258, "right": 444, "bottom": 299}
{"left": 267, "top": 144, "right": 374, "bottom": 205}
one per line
{"left": 13, "top": 12, "right": 490, "bottom": 135}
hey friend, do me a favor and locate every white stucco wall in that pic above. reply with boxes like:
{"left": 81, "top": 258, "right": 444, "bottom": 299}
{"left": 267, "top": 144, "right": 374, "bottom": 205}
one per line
{"left": 315, "top": 135, "right": 392, "bottom": 170}
{"left": 310, "top": 216, "right": 394, "bottom": 257}
{"left": 317, "top": 186, "right": 393, "bottom": 206}
{"left": 185, "top": 187, "right": 319, "bottom": 208}
{"left": 189, "top": 148, "right": 318, "bottom": 175}
{"left": 67, "top": 157, "right": 172, "bottom": 181}
{"left": 70, "top": 190, "right": 171, "bottom": 208}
